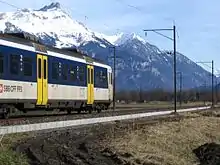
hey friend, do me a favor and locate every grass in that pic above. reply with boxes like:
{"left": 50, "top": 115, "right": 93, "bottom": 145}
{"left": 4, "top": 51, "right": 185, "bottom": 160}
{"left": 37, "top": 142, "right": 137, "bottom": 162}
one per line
{"left": 110, "top": 101, "right": 211, "bottom": 109}
{"left": 0, "top": 150, "right": 28, "bottom": 165}
{"left": 0, "top": 133, "right": 30, "bottom": 165}
{"left": 108, "top": 111, "right": 220, "bottom": 165}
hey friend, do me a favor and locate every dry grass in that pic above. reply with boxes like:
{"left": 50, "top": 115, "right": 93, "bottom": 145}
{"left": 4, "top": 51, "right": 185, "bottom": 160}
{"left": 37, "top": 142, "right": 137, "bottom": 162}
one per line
{"left": 108, "top": 111, "right": 220, "bottom": 165}
{"left": 111, "top": 101, "right": 211, "bottom": 109}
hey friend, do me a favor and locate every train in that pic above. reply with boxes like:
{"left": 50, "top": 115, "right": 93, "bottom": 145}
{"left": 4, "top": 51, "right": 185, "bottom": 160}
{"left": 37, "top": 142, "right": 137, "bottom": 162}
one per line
{"left": 0, "top": 32, "right": 113, "bottom": 119}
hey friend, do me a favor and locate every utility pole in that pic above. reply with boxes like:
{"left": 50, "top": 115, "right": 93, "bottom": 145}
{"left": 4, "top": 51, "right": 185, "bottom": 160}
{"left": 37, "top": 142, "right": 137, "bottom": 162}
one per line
{"left": 109, "top": 46, "right": 116, "bottom": 112}
{"left": 144, "top": 25, "right": 177, "bottom": 113}
{"left": 204, "top": 81, "right": 206, "bottom": 105}
{"left": 212, "top": 60, "right": 214, "bottom": 107}
{"left": 113, "top": 46, "right": 116, "bottom": 111}
{"left": 215, "top": 78, "right": 218, "bottom": 104}
{"left": 196, "top": 61, "right": 214, "bottom": 108}
{"left": 139, "top": 83, "right": 142, "bottom": 103}
{"left": 177, "top": 72, "right": 182, "bottom": 106}
{"left": 173, "top": 25, "right": 177, "bottom": 112}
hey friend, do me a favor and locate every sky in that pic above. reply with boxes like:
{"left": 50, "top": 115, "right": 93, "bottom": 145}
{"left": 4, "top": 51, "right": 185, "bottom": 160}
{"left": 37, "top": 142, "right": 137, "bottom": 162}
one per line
{"left": 0, "top": 0, "right": 220, "bottom": 74}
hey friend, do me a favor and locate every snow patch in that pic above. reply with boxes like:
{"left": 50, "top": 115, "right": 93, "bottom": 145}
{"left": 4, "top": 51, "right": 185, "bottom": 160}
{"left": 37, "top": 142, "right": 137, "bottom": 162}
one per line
{"left": 100, "top": 43, "right": 106, "bottom": 48}
{"left": 113, "top": 33, "right": 146, "bottom": 46}
{"left": 151, "top": 67, "right": 160, "bottom": 76}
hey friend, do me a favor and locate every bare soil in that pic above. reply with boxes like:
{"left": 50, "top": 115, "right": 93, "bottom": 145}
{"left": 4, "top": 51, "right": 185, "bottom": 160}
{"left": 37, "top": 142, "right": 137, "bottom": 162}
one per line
{"left": 11, "top": 109, "right": 220, "bottom": 165}
{"left": 193, "top": 142, "right": 220, "bottom": 165}
{"left": 14, "top": 115, "right": 185, "bottom": 165}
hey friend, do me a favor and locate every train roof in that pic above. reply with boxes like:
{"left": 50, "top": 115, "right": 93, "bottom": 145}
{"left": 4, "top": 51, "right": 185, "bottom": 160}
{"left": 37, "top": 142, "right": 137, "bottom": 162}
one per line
{"left": 0, "top": 32, "right": 109, "bottom": 66}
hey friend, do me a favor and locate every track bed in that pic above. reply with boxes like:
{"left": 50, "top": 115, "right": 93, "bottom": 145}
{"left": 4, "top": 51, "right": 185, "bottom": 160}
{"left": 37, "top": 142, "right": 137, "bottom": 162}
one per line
{"left": 0, "top": 105, "right": 207, "bottom": 126}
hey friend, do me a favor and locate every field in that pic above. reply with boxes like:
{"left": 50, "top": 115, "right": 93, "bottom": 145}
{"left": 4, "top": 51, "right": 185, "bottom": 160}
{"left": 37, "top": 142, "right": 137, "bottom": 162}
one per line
{"left": 107, "top": 110, "right": 220, "bottom": 165}
{"left": 110, "top": 101, "right": 211, "bottom": 109}
{"left": 1, "top": 109, "right": 220, "bottom": 165}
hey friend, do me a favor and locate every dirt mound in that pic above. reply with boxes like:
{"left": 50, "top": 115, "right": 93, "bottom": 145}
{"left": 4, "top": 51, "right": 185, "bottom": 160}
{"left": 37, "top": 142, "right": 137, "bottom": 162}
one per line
{"left": 193, "top": 143, "right": 220, "bottom": 165}
{"left": 15, "top": 125, "right": 138, "bottom": 165}
{"left": 14, "top": 115, "right": 197, "bottom": 165}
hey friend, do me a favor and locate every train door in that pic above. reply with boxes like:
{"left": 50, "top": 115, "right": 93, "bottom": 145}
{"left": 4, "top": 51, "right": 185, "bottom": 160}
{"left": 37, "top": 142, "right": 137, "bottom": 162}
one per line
{"left": 37, "top": 54, "right": 48, "bottom": 106}
{"left": 87, "top": 65, "right": 94, "bottom": 105}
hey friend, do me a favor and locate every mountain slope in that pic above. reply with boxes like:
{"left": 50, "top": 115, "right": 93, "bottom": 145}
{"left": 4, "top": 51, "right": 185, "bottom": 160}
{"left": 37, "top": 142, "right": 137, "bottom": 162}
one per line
{"left": 0, "top": 2, "right": 215, "bottom": 90}
{"left": 0, "top": 2, "right": 109, "bottom": 48}
{"left": 79, "top": 33, "right": 215, "bottom": 90}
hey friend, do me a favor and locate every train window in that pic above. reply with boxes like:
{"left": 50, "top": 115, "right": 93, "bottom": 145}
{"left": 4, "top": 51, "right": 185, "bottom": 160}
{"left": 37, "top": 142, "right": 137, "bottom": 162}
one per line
{"left": 0, "top": 54, "right": 3, "bottom": 74}
{"left": 62, "top": 64, "right": 68, "bottom": 80}
{"left": 38, "top": 58, "right": 41, "bottom": 79}
{"left": 87, "top": 68, "right": 90, "bottom": 84}
{"left": 103, "top": 71, "right": 108, "bottom": 88}
{"left": 23, "top": 57, "right": 32, "bottom": 77}
{"left": 10, "top": 55, "right": 20, "bottom": 75}
{"left": 111, "top": 73, "right": 113, "bottom": 84}
{"left": 52, "top": 62, "right": 59, "bottom": 80}
{"left": 78, "top": 66, "right": 85, "bottom": 82}
{"left": 103, "top": 71, "right": 107, "bottom": 82}
{"left": 91, "top": 68, "right": 94, "bottom": 84}
{"left": 99, "top": 71, "right": 103, "bottom": 82}
{"left": 95, "top": 71, "right": 100, "bottom": 85}
{"left": 70, "top": 65, "right": 77, "bottom": 81}
{"left": 43, "top": 59, "right": 47, "bottom": 79}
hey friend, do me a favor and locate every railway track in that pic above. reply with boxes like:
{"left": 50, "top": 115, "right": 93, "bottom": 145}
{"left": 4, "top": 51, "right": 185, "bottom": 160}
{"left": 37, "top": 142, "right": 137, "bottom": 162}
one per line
{"left": 0, "top": 106, "right": 211, "bottom": 135}
{"left": 0, "top": 105, "right": 209, "bottom": 126}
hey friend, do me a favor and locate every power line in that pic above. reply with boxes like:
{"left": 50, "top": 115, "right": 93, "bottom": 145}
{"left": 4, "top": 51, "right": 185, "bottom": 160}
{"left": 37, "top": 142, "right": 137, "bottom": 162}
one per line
{"left": 200, "top": 62, "right": 220, "bottom": 77}
{"left": 203, "top": 63, "right": 212, "bottom": 70}
{"left": 114, "top": 0, "right": 143, "bottom": 13}
{"left": 0, "top": 0, "right": 21, "bottom": 9}
{"left": 59, "top": 3, "right": 128, "bottom": 35}
{"left": 143, "top": 25, "right": 177, "bottom": 113}
{"left": 0, "top": 0, "right": 133, "bottom": 41}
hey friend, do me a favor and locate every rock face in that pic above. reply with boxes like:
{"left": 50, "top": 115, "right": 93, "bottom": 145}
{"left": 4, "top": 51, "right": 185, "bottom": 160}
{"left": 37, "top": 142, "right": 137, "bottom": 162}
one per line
{"left": 0, "top": 2, "right": 215, "bottom": 90}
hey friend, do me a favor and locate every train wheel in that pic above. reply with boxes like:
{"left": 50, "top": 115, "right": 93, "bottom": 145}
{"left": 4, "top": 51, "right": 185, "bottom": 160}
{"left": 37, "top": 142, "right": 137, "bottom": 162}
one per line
{"left": 96, "top": 104, "right": 102, "bottom": 113}
{"left": 77, "top": 109, "right": 81, "bottom": 114}
{"left": 1, "top": 107, "right": 10, "bottom": 119}
{"left": 104, "top": 104, "right": 108, "bottom": 110}
{"left": 88, "top": 107, "right": 92, "bottom": 114}
{"left": 67, "top": 109, "right": 71, "bottom": 115}
{"left": 97, "top": 108, "right": 102, "bottom": 113}
{"left": 2, "top": 112, "right": 9, "bottom": 119}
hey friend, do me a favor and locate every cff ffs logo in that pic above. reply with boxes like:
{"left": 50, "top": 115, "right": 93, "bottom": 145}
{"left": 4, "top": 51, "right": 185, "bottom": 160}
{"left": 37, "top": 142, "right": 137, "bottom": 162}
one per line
{"left": 0, "top": 84, "right": 23, "bottom": 93}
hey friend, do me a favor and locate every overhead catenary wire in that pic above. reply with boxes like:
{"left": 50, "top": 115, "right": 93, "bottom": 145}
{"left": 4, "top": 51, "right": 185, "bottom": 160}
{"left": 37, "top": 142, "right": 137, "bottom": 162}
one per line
{"left": 199, "top": 62, "right": 220, "bottom": 79}
{"left": 114, "top": 0, "right": 143, "bottom": 13}
{"left": 0, "top": 0, "right": 140, "bottom": 38}
{"left": 199, "top": 62, "right": 215, "bottom": 75}
{"left": 0, "top": 0, "right": 21, "bottom": 10}
{"left": 0, "top": 0, "right": 113, "bottom": 35}
{"left": 57, "top": 2, "right": 131, "bottom": 35}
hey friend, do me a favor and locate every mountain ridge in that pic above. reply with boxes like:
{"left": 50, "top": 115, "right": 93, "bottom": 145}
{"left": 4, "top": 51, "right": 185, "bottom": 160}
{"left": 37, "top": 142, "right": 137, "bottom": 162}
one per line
{"left": 0, "top": 2, "right": 216, "bottom": 90}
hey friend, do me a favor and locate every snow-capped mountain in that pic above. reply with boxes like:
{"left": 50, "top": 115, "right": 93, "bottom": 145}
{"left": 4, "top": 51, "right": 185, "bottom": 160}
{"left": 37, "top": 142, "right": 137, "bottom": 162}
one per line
{"left": 79, "top": 34, "right": 215, "bottom": 90}
{"left": 0, "top": 2, "right": 109, "bottom": 48}
{"left": 0, "top": 2, "right": 216, "bottom": 90}
{"left": 105, "top": 32, "right": 147, "bottom": 46}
